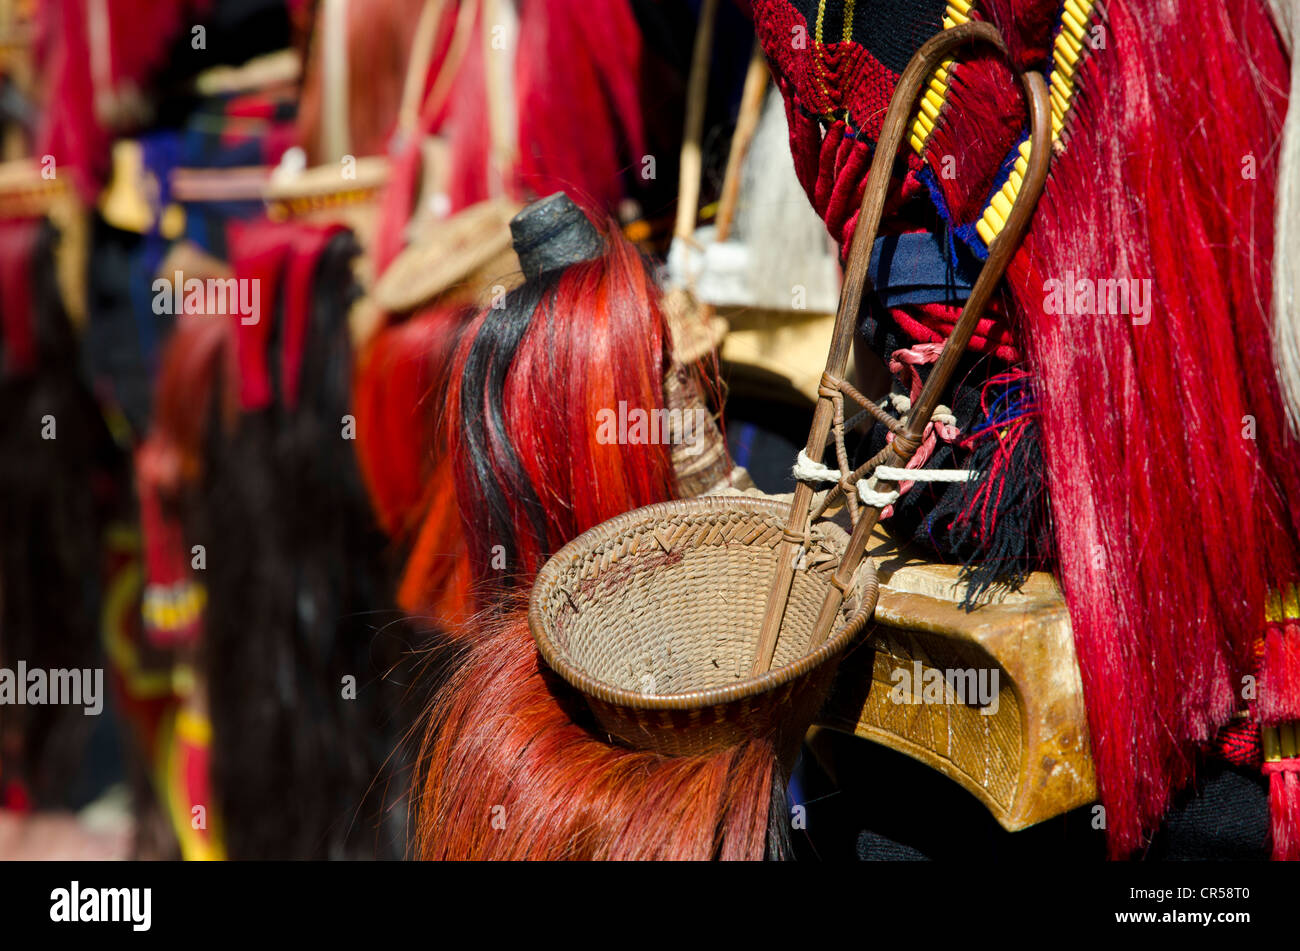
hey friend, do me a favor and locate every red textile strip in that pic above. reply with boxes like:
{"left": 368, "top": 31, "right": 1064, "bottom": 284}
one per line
{"left": 281, "top": 224, "right": 346, "bottom": 410}
{"left": 0, "top": 219, "right": 38, "bottom": 376}
{"left": 228, "top": 220, "right": 291, "bottom": 412}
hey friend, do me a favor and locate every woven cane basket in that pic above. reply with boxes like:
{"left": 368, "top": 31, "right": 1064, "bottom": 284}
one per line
{"left": 529, "top": 496, "right": 879, "bottom": 763}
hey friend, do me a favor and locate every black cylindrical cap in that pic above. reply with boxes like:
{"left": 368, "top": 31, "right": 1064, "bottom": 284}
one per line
{"left": 510, "top": 192, "right": 604, "bottom": 281}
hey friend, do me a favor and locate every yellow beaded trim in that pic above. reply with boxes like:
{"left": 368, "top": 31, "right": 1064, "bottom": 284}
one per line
{"left": 1266, "top": 584, "right": 1300, "bottom": 623}
{"left": 266, "top": 186, "right": 382, "bottom": 221}
{"left": 142, "top": 581, "right": 207, "bottom": 634}
{"left": 974, "top": 0, "right": 1097, "bottom": 248}
{"left": 908, "top": 0, "right": 972, "bottom": 155}
{"left": 1263, "top": 722, "right": 1299, "bottom": 762}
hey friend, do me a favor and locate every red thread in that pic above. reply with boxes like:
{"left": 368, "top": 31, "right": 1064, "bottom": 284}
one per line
{"left": 881, "top": 341, "right": 960, "bottom": 515}
{"left": 998, "top": 0, "right": 1300, "bottom": 856}
{"left": 1266, "top": 766, "right": 1300, "bottom": 861}
{"left": 354, "top": 305, "right": 470, "bottom": 539}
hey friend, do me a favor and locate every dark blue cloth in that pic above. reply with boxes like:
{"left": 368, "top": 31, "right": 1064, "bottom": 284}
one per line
{"left": 867, "top": 230, "right": 980, "bottom": 309}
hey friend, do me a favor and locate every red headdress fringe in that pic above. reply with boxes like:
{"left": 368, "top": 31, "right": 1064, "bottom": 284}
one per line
{"left": 354, "top": 305, "right": 470, "bottom": 539}
{"left": 986, "top": 0, "right": 1300, "bottom": 855}
{"left": 0, "top": 219, "right": 39, "bottom": 377}
{"left": 418, "top": 215, "right": 675, "bottom": 607}
{"left": 413, "top": 607, "right": 783, "bottom": 860}
{"left": 354, "top": 306, "right": 475, "bottom": 627}
{"left": 407, "top": 208, "right": 783, "bottom": 858}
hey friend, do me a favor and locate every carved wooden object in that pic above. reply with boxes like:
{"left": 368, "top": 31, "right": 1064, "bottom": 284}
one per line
{"left": 817, "top": 525, "right": 1096, "bottom": 831}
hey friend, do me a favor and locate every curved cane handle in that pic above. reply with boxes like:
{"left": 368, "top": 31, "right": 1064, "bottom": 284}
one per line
{"left": 752, "top": 22, "right": 1052, "bottom": 673}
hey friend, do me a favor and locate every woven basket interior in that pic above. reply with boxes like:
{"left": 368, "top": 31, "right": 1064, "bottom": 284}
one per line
{"left": 541, "top": 510, "right": 859, "bottom": 696}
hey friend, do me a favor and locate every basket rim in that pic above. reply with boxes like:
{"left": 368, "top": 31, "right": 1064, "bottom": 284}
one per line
{"left": 527, "top": 495, "right": 879, "bottom": 712}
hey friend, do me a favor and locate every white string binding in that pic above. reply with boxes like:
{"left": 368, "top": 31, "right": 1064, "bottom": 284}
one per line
{"left": 792, "top": 449, "right": 841, "bottom": 483}
{"left": 857, "top": 478, "right": 899, "bottom": 507}
{"left": 875, "top": 465, "right": 974, "bottom": 483}
{"left": 793, "top": 451, "right": 975, "bottom": 510}
{"left": 886, "top": 393, "right": 957, "bottom": 428}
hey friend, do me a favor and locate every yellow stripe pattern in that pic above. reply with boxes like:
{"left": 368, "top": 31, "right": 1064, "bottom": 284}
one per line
{"left": 267, "top": 186, "right": 383, "bottom": 222}
{"left": 1266, "top": 584, "right": 1300, "bottom": 623}
{"left": 908, "top": 0, "right": 972, "bottom": 155}
{"left": 157, "top": 706, "right": 227, "bottom": 861}
{"left": 813, "top": 1, "right": 832, "bottom": 118}
{"left": 974, "top": 0, "right": 1097, "bottom": 248}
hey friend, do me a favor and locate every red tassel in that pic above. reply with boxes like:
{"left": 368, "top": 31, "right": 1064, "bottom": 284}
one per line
{"left": 35, "top": 1, "right": 208, "bottom": 199}
{"left": 1266, "top": 761, "right": 1300, "bottom": 861}
{"left": 372, "top": 137, "right": 425, "bottom": 276}
{"left": 1261, "top": 620, "right": 1300, "bottom": 724}
{"left": 514, "top": 0, "right": 648, "bottom": 209}
{"left": 755, "top": 0, "right": 1300, "bottom": 857}
{"left": 428, "top": 216, "right": 675, "bottom": 605}
{"left": 372, "top": 0, "right": 652, "bottom": 276}
{"left": 371, "top": 0, "right": 492, "bottom": 276}
{"left": 228, "top": 221, "right": 292, "bottom": 412}
{"left": 395, "top": 458, "right": 473, "bottom": 626}
{"left": 280, "top": 224, "right": 347, "bottom": 410}
{"left": 228, "top": 220, "right": 347, "bottom": 411}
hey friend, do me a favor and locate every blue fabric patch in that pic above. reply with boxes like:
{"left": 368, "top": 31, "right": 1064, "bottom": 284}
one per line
{"left": 868, "top": 230, "right": 982, "bottom": 308}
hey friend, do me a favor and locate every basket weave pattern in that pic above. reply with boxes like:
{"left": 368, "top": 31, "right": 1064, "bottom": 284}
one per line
{"left": 530, "top": 496, "right": 878, "bottom": 759}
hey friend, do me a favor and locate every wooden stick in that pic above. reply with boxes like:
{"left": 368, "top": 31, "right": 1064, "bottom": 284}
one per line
{"left": 674, "top": 0, "right": 720, "bottom": 243}
{"left": 319, "top": 0, "right": 351, "bottom": 161}
{"left": 481, "top": 0, "right": 516, "bottom": 199}
{"left": 693, "top": 41, "right": 769, "bottom": 331}
{"left": 397, "top": 0, "right": 447, "bottom": 135}
{"left": 804, "top": 69, "right": 1053, "bottom": 652}
{"left": 751, "top": 22, "right": 1010, "bottom": 675}
{"left": 714, "top": 42, "right": 768, "bottom": 244}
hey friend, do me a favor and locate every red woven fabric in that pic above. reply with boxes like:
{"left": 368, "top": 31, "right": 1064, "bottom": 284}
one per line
{"left": 754, "top": 0, "right": 1023, "bottom": 251}
{"left": 228, "top": 220, "right": 345, "bottom": 412}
